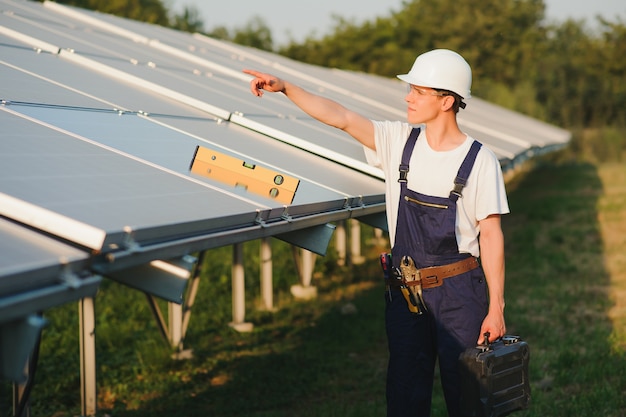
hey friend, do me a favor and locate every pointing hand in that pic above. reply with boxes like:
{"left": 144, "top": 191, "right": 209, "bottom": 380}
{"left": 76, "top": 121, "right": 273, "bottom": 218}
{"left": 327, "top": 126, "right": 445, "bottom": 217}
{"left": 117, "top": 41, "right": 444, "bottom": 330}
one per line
{"left": 243, "top": 69, "right": 285, "bottom": 97}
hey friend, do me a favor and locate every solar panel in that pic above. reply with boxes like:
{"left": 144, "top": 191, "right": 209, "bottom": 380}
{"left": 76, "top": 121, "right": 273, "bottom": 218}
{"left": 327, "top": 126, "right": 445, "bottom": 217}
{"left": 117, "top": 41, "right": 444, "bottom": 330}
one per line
{"left": 0, "top": 215, "right": 100, "bottom": 381}
{"left": 0, "top": 218, "right": 97, "bottom": 321}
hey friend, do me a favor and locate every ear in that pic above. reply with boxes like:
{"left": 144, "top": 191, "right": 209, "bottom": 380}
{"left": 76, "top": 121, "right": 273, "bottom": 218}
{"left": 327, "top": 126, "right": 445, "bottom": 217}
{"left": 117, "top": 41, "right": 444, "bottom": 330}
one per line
{"left": 440, "top": 95, "right": 455, "bottom": 112}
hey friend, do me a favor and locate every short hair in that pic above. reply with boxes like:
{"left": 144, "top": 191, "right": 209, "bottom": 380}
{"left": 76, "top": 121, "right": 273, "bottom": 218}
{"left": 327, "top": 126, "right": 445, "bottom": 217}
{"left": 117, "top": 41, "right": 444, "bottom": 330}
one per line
{"left": 435, "top": 89, "right": 466, "bottom": 113}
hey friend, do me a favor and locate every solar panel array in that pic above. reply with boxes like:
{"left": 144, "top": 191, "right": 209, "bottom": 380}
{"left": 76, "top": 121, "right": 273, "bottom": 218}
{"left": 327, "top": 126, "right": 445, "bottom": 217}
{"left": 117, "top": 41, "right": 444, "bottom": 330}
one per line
{"left": 0, "top": 0, "right": 570, "bottom": 386}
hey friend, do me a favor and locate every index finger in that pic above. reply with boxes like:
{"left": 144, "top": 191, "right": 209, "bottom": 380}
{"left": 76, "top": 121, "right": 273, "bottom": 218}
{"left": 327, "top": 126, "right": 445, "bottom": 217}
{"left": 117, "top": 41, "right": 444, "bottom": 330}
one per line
{"left": 243, "top": 69, "right": 263, "bottom": 78}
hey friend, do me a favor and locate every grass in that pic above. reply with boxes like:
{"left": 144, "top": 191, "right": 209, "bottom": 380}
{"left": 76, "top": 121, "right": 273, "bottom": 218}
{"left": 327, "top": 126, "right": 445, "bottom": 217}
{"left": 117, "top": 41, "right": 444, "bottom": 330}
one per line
{"left": 502, "top": 157, "right": 626, "bottom": 416}
{"left": 3, "top": 150, "right": 626, "bottom": 416}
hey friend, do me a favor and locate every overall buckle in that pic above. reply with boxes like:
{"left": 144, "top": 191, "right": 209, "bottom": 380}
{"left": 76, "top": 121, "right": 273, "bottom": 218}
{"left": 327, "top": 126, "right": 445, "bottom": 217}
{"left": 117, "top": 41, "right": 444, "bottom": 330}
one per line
{"left": 398, "top": 164, "right": 409, "bottom": 183}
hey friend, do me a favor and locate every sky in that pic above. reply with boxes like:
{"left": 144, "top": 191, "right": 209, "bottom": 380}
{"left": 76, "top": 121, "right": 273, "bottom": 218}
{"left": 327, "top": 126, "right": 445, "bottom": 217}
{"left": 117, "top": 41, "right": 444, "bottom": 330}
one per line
{"left": 168, "top": 0, "right": 626, "bottom": 46}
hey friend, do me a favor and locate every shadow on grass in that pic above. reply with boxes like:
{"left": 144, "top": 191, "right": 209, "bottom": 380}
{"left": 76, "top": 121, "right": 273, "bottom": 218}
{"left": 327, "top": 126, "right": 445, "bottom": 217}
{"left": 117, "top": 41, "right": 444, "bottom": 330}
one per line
{"left": 96, "top": 279, "right": 391, "bottom": 417}
{"left": 502, "top": 159, "right": 626, "bottom": 416}
{"left": 23, "top": 240, "right": 396, "bottom": 417}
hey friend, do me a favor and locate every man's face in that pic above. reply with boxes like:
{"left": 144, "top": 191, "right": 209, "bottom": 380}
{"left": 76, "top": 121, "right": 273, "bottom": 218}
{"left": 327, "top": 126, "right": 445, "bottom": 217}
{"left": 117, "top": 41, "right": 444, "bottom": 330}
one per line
{"left": 404, "top": 85, "right": 447, "bottom": 124}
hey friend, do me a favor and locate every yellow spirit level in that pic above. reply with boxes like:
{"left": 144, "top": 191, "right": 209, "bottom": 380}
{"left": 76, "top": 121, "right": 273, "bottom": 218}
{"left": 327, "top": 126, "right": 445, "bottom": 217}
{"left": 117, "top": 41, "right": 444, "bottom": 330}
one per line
{"left": 189, "top": 146, "right": 300, "bottom": 204}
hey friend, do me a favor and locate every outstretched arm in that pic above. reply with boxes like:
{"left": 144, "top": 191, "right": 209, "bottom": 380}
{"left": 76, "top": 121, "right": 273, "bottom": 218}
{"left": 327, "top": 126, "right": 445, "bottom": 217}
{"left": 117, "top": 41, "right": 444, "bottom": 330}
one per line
{"left": 243, "top": 69, "right": 376, "bottom": 150}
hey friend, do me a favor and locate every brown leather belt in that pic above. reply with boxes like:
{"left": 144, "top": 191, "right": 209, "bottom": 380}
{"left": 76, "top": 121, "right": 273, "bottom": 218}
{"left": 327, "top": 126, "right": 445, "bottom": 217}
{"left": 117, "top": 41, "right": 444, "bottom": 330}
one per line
{"left": 386, "top": 257, "right": 479, "bottom": 290}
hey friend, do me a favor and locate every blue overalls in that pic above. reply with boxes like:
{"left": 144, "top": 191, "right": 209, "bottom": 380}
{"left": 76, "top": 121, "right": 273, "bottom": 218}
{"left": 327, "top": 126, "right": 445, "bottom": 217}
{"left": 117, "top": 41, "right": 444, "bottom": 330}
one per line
{"left": 386, "top": 128, "right": 488, "bottom": 417}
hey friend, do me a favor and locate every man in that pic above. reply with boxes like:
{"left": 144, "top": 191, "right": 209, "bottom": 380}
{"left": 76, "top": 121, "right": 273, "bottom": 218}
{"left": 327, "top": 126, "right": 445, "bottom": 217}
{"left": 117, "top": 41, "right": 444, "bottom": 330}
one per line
{"left": 244, "top": 48, "right": 508, "bottom": 417}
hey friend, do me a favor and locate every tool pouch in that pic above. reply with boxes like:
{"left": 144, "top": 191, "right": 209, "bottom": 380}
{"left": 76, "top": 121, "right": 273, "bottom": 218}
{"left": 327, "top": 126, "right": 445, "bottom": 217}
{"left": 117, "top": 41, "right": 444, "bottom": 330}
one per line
{"left": 379, "top": 253, "right": 421, "bottom": 314}
{"left": 397, "top": 273, "right": 421, "bottom": 314}
{"left": 399, "top": 255, "right": 428, "bottom": 314}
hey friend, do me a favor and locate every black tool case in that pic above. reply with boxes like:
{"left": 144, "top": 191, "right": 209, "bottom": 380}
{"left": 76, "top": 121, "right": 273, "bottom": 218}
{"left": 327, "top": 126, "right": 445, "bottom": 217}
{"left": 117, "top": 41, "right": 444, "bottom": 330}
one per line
{"left": 458, "top": 335, "right": 531, "bottom": 417}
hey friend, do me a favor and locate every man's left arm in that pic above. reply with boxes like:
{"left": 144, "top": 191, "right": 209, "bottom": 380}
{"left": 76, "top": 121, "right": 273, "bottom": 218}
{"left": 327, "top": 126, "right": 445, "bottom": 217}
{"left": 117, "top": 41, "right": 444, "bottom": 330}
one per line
{"left": 477, "top": 213, "right": 506, "bottom": 343}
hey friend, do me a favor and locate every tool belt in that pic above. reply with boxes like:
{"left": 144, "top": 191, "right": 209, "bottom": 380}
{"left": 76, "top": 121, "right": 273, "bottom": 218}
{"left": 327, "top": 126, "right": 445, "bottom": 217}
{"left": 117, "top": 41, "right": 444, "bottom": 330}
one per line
{"left": 386, "top": 257, "right": 479, "bottom": 290}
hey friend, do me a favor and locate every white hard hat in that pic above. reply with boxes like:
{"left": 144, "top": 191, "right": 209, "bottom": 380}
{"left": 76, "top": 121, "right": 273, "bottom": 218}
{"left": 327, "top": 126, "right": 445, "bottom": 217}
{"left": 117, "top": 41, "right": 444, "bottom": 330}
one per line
{"left": 397, "top": 49, "right": 472, "bottom": 99}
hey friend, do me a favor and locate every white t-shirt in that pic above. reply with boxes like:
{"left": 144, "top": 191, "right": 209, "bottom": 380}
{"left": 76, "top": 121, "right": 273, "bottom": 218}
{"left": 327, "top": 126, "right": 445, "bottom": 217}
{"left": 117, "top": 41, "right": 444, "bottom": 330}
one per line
{"left": 364, "top": 120, "right": 510, "bottom": 257}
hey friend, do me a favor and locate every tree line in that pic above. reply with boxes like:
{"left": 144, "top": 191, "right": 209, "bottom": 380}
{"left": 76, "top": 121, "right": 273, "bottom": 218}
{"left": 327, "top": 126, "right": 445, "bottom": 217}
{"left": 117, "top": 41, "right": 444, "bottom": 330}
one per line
{"left": 232, "top": 0, "right": 626, "bottom": 132}
{"left": 47, "top": 0, "right": 626, "bottom": 160}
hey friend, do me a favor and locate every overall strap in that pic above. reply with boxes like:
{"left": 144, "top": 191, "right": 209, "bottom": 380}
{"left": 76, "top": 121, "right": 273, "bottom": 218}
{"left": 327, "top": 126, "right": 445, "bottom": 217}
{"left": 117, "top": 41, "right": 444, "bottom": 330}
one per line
{"left": 450, "top": 140, "right": 482, "bottom": 201}
{"left": 398, "top": 127, "right": 421, "bottom": 185}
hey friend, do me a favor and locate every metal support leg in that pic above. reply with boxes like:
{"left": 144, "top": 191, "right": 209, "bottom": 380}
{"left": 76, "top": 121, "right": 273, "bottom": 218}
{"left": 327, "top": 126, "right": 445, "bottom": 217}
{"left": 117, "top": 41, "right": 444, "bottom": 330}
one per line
{"left": 290, "top": 248, "right": 318, "bottom": 300}
{"left": 181, "top": 251, "right": 204, "bottom": 342}
{"left": 137, "top": 256, "right": 198, "bottom": 357}
{"left": 335, "top": 220, "right": 346, "bottom": 266}
{"left": 373, "top": 228, "right": 386, "bottom": 244}
{"left": 260, "top": 238, "right": 274, "bottom": 311}
{"left": 168, "top": 301, "right": 183, "bottom": 349}
{"left": 230, "top": 243, "right": 253, "bottom": 332}
{"left": 350, "top": 219, "right": 365, "bottom": 265}
{"left": 79, "top": 297, "right": 96, "bottom": 417}
{"left": 12, "top": 360, "right": 32, "bottom": 417}
{"left": 13, "top": 374, "right": 29, "bottom": 417}
{"left": 4, "top": 314, "right": 46, "bottom": 417}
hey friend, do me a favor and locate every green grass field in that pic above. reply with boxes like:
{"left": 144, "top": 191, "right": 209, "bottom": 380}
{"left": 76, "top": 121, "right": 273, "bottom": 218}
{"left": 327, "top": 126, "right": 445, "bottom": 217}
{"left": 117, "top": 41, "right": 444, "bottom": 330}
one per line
{"left": 3, "top": 152, "right": 626, "bottom": 417}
